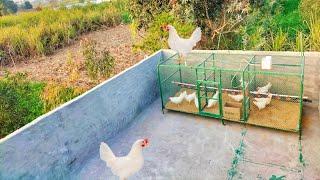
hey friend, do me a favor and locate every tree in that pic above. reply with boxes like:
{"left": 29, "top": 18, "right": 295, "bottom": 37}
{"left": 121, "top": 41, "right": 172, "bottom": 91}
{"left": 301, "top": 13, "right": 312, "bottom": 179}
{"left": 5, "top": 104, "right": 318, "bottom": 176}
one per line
{"left": 24, "top": 1, "right": 33, "bottom": 9}
{"left": 4, "top": 0, "right": 18, "bottom": 13}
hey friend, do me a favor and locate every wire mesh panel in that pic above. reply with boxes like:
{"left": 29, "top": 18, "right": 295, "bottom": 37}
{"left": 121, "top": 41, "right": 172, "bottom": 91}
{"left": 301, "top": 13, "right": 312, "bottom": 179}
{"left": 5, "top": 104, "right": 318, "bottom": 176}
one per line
{"left": 195, "top": 54, "right": 253, "bottom": 122}
{"left": 158, "top": 52, "right": 214, "bottom": 114}
{"left": 196, "top": 80, "right": 223, "bottom": 118}
{"left": 246, "top": 55, "right": 304, "bottom": 131}
{"left": 157, "top": 51, "right": 304, "bottom": 132}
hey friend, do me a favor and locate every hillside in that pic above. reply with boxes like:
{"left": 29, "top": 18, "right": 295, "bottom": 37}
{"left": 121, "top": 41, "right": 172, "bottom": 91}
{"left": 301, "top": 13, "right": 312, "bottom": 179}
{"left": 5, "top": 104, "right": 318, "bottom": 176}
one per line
{"left": 2, "top": 25, "right": 146, "bottom": 89}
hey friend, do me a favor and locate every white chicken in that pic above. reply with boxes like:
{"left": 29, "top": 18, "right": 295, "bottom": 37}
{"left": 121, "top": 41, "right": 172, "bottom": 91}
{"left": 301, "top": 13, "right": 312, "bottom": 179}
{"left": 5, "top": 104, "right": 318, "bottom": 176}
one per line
{"left": 253, "top": 94, "right": 273, "bottom": 110}
{"left": 257, "top": 82, "right": 272, "bottom": 94}
{"left": 228, "top": 94, "right": 244, "bottom": 102}
{"left": 169, "top": 91, "right": 187, "bottom": 105}
{"left": 100, "top": 139, "right": 149, "bottom": 180}
{"left": 253, "top": 101, "right": 267, "bottom": 110}
{"left": 254, "top": 94, "right": 273, "bottom": 105}
{"left": 163, "top": 24, "right": 201, "bottom": 65}
{"left": 185, "top": 92, "right": 196, "bottom": 103}
{"left": 207, "top": 91, "right": 219, "bottom": 108}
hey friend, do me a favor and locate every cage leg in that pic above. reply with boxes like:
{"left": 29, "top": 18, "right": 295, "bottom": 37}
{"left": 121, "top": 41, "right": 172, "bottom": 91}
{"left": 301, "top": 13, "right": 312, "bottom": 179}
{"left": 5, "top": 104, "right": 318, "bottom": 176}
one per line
{"left": 220, "top": 118, "right": 226, "bottom": 125}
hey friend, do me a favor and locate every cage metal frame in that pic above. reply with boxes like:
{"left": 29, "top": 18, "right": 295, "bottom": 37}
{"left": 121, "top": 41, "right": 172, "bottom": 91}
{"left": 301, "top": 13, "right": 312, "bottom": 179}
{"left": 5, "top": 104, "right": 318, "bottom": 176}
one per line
{"left": 157, "top": 51, "right": 305, "bottom": 132}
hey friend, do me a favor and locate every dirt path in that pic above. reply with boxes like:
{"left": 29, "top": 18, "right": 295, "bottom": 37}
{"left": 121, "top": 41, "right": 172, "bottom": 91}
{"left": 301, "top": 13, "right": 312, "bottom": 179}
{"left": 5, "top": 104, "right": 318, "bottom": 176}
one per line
{"left": 1, "top": 25, "right": 147, "bottom": 89}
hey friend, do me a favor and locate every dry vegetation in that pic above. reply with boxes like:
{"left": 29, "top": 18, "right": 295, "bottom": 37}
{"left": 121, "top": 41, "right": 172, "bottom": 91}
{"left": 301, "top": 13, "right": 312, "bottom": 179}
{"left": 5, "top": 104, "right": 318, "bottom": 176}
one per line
{"left": 3, "top": 25, "right": 146, "bottom": 89}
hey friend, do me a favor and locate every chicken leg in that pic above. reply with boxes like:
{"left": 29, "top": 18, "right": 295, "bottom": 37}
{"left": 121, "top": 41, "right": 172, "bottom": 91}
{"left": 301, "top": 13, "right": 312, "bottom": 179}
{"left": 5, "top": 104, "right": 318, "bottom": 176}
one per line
{"left": 178, "top": 53, "right": 187, "bottom": 66}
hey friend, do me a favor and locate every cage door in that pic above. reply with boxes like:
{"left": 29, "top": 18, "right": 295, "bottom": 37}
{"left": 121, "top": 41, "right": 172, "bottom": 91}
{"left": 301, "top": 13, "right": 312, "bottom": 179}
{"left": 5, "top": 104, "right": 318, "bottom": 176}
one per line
{"left": 196, "top": 80, "right": 223, "bottom": 118}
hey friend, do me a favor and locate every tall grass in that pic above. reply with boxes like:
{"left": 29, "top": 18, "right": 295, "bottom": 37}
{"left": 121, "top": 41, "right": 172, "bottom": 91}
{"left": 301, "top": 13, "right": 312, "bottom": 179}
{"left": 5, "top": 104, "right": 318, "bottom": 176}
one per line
{"left": 0, "top": 72, "right": 84, "bottom": 138}
{"left": 268, "top": 29, "right": 288, "bottom": 51}
{"left": 0, "top": 1, "right": 125, "bottom": 63}
{"left": 307, "top": 13, "right": 320, "bottom": 51}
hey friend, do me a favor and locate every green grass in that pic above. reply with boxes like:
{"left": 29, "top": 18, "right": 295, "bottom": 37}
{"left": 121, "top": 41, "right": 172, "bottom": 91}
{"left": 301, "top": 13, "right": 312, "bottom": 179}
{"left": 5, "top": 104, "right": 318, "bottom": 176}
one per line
{"left": 0, "top": 73, "right": 45, "bottom": 138}
{"left": 0, "top": 1, "right": 128, "bottom": 63}
{"left": 272, "top": 0, "right": 307, "bottom": 39}
{"left": 0, "top": 73, "right": 83, "bottom": 138}
{"left": 238, "top": 0, "right": 311, "bottom": 51}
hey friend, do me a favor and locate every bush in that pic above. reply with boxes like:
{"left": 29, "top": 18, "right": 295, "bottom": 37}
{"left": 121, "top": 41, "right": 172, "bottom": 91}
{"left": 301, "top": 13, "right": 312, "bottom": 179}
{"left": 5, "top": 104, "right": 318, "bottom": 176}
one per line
{"left": 129, "top": 0, "right": 249, "bottom": 50}
{"left": 129, "top": 0, "right": 318, "bottom": 52}
{"left": 133, "top": 12, "right": 196, "bottom": 53}
{"left": 65, "top": 51, "right": 81, "bottom": 83}
{"left": 24, "top": 1, "right": 33, "bottom": 10}
{"left": 82, "top": 39, "right": 115, "bottom": 80}
{"left": 1, "top": 0, "right": 18, "bottom": 14}
{"left": 239, "top": 0, "right": 309, "bottom": 51}
{"left": 0, "top": 72, "right": 85, "bottom": 138}
{"left": 41, "top": 83, "right": 82, "bottom": 112}
{"left": 129, "top": 0, "right": 170, "bottom": 30}
{"left": 0, "top": 73, "right": 45, "bottom": 138}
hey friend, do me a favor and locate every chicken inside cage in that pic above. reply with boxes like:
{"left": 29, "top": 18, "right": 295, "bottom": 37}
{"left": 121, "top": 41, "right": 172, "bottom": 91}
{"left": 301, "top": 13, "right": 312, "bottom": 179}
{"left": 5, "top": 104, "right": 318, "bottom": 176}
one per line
{"left": 158, "top": 52, "right": 305, "bottom": 132}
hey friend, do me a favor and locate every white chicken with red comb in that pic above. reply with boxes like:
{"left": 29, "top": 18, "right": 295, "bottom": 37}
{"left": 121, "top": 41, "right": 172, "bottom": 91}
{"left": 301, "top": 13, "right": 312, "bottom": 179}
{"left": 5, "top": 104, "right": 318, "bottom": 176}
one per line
{"left": 162, "top": 24, "right": 202, "bottom": 65}
{"left": 100, "top": 138, "right": 149, "bottom": 180}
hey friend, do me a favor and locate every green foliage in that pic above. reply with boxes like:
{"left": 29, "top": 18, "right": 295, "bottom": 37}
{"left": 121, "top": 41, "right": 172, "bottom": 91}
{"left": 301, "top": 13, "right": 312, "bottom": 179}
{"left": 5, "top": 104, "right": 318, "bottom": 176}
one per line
{"left": 241, "top": 25, "right": 266, "bottom": 50}
{"left": 112, "top": 0, "right": 132, "bottom": 23}
{"left": 0, "top": 73, "right": 45, "bottom": 138}
{"left": 41, "top": 83, "right": 82, "bottom": 112}
{"left": 249, "top": 0, "right": 265, "bottom": 8}
{"left": 227, "top": 129, "right": 247, "bottom": 179}
{"left": 121, "top": 11, "right": 132, "bottom": 24}
{"left": 130, "top": 0, "right": 250, "bottom": 50}
{"left": 129, "top": 0, "right": 319, "bottom": 52}
{"left": 82, "top": 39, "right": 115, "bottom": 80}
{"left": 134, "top": 12, "right": 196, "bottom": 53}
{"left": 239, "top": 0, "right": 309, "bottom": 51}
{"left": 0, "top": 1, "right": 125, "bottom": 63}
{"left": 272, "top": 0, "right": 306, "bottom": 39}
{"left": 291, "top": 31, "right": 306, "bottom": 51}
{"left": 268, "top": 29, "right": 288, "bottom": 51}
{"left": 0, "top": 72, "right": 84, "bottom": 137}
{"left": 129, "top": 0, "right": 170, "bottom": 29}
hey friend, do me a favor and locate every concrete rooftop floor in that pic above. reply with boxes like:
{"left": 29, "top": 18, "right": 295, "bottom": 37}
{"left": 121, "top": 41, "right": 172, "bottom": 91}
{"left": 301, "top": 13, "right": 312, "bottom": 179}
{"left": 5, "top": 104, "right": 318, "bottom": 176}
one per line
{"left": 73, "top": 98, "right": 320, "bottom": 179}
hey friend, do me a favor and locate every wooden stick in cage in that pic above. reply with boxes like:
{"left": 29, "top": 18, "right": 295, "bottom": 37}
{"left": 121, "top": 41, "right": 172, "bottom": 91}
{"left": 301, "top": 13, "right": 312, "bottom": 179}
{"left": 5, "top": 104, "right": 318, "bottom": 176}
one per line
{"left": 171, "top": 81, "right": 311, "bottom": 101}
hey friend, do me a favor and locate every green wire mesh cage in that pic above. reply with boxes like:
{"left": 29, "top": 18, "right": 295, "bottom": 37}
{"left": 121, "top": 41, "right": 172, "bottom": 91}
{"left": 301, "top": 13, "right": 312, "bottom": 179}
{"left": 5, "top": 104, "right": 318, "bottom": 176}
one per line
{"left": 157, "top": 51, "right": 305, "bottom": 132}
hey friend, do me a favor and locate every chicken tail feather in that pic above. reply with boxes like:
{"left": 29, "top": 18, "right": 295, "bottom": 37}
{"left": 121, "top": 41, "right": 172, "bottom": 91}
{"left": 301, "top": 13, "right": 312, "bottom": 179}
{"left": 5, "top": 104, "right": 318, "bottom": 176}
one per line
{"left": 100, "top": 142, "right": 116, "bottom": 167}
{"left": 190, "top": 27, "right": 202, "bottom": 46}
